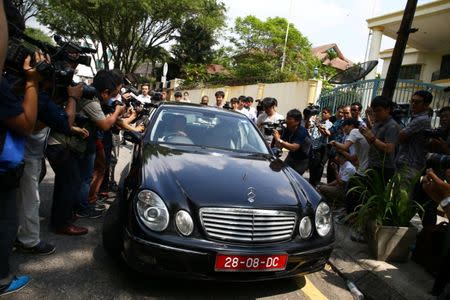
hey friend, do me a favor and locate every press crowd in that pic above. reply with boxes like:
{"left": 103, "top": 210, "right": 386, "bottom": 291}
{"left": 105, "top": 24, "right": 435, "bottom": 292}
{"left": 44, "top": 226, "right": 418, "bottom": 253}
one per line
{"left": 2, "top": 0, "right": 450, "bottom": 297}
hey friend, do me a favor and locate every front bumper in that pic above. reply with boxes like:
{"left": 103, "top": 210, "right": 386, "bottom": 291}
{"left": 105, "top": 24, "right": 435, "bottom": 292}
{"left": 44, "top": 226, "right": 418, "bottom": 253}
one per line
{"left": 122, "top": 229, "right": 333, "bottom": 281}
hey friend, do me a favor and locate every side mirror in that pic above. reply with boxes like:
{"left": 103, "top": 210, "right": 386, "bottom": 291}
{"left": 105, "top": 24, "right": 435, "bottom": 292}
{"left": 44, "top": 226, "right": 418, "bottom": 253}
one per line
{"left": 123, "top": 130, "right": 142, "bottom": 144}
{"left": 271, "top": 147, "right": 282, "bottom": 158}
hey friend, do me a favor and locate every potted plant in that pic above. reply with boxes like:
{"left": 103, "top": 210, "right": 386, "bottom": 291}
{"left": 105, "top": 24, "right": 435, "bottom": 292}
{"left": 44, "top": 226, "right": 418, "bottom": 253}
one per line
{"left": 348, "top": 169, "right": 423, "bottom": 262}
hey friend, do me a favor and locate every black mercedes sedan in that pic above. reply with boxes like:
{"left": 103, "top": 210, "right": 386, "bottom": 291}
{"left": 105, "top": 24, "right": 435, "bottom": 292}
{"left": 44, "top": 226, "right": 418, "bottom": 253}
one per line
{"left": 103, "top": 103, "right": 334, "bottom": 281}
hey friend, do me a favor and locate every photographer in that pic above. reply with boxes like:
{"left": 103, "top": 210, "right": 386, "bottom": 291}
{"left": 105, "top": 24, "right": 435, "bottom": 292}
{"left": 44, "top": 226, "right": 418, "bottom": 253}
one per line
{"left": 74, "top": 70, "right": 126, "bottom": 219}
{"left": 308, "top": 107, "right": 333, "bottom": 187}
{"left": 15, "top": 78, "right": 84, "bottom": 255}
{"left": 45, "top": 70, "right": 125, "bottom": 233}
{"left": 422, "top": 167, "right": 450, "bottom": 298}
{"left": 256, "top": 97, "right": 284, "bottom": 145}
{"left": 415, "top": 106, "right": 450, "bottom": 227}
{"left": 428, "top": 106, "right": 450, "bottom": 155}
{"left": 396, "top": 90, "right": 432, "bottom": 181}
{"left": 273, "top": 109, "right": 311, "bottom": 176}
{"left": 359, "top": 96, "right": 400, "bottom": 183}
{"left": 0, "top": 0, "right": 43, "bottom": 294}
{"left": 327, "top": 105, "right": 351, "bottom": 183}
{"left": 0, "top": 1, "right": 54, "bottom": 296}
{"left": 317, "top": 152, "right": 356, "bottom": 207}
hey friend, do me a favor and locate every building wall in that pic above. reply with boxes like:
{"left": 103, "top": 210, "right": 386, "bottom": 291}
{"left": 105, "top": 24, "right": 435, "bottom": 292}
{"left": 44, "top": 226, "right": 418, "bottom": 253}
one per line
{"left": 380, "top": 50, "right": 447, "bottom": 83}
{"left": 181, "top": 80, "right": 322, "bottom": 116}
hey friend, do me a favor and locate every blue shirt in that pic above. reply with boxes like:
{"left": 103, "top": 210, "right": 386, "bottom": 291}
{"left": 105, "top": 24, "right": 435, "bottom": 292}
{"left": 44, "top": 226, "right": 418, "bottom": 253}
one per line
{"left": 281, "top": 125, "right": 311, "bottom": 161}
{"left": 0, "top": 76, "right": 25, "bottom": 171}
{"left": 37, "top": 91, "right": 71, "bottom": 134}
{"left": 0, "top": 76, "right": 24, "bottom": 121}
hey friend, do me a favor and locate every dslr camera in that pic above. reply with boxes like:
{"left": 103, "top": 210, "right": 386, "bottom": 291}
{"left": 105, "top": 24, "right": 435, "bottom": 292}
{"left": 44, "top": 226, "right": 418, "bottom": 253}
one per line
{"left": 261, "top": 119, "right": 286, "bottom": 136}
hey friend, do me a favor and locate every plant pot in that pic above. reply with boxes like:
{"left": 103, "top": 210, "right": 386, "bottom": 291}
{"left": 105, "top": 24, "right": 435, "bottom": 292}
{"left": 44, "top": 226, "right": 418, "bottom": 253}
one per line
{"left": 367, "top": 222, "right": 418, "bottom": 262}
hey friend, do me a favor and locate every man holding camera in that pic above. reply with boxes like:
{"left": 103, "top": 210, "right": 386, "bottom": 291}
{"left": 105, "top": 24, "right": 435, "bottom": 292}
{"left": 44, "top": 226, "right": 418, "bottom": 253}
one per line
{"left": 256, "top": 97, "right": 284, "bottom": 144}
{"left": 45, "top": 70, "right": 125, "bottom": 234}
{"left": 396, "top": 90, "right": 432, "bottom": 178}
{"left": 273, "top": 109, "right": 311, "bottom": 176}
{"left": 415, "top": 106, "right": 450, "bottom": 227}
{"left": 0, "top": 0, "right": 43, "bottom": 294}
{"left": 308, "top": 107, "right": 333, "bottom": 187}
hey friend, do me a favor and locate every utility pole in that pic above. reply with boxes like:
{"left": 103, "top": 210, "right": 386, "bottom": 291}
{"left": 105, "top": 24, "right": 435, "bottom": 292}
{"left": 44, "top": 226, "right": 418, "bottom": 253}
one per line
{"left": 281, "top": 0, "right": 294, "bottom": 71}
{"left": 381, "top": 0, "right": 418, "bottom": 100}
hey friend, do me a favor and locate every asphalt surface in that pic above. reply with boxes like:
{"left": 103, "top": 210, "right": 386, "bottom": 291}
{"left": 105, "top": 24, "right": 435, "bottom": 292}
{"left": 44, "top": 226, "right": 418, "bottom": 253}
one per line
{"left": 7, "top": 145, "right": 352, "bottom": 300}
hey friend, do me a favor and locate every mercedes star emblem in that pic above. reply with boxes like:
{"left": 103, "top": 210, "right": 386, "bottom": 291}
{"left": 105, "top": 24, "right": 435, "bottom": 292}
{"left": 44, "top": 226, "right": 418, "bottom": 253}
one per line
{"left": 247, "top": 187, "right": 256, "bottom": 203}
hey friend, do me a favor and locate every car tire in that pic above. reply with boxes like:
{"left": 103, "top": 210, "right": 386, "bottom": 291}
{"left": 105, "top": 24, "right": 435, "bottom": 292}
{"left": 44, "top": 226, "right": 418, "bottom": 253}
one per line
{"left": 102, "top": 199, "right": 124, "bottom": 259}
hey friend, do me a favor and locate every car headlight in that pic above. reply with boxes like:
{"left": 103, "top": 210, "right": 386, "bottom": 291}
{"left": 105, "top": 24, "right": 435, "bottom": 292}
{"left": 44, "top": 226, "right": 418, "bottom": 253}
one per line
{"left": 136, "top": 190, "right": 169, "bottom": 232}
{"left": 175, "top": 210, "right": 194, "bottom": 236}
{"left": 315, "top": 202, "right": 332, "bottom": 237}
{"left": 298, "top": 216, "right": 313, "bottom": 239}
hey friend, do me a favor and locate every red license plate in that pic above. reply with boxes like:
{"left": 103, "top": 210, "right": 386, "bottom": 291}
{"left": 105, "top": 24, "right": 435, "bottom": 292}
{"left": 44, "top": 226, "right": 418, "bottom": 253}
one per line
{"left": 214, "top": 254, "right": 288, "bottom": 272}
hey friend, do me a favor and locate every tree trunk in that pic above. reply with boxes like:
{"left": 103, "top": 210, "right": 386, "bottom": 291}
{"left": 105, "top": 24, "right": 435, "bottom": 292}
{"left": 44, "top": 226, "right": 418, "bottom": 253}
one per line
{"left": 101, "top": 41, "right": 109, "bottom": 70}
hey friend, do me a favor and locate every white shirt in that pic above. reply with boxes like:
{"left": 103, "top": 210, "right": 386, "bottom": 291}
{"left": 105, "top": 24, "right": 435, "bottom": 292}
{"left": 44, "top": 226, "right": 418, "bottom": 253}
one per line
{"left": 237, "top": 108, "right": 250, "bottom": 117}
{"left": 137, "top": 94, "right": 151, "bottom": 104}
{"left": 245, "top": 107, "right": 257, "bottom": 123}
{"left": 256, "top": 112, "right": 284, "bottom": 144}
{"left": 345, "top": 128, "right": 370, "bottom": 175}
{"left": 339, "top": 161, "right": 356, "bottom": 182}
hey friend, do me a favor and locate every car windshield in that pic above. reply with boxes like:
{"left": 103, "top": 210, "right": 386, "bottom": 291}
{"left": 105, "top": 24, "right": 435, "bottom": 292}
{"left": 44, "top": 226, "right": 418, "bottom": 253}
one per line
{"left": 148, "top": 106, "right": 269, "bottom": 154}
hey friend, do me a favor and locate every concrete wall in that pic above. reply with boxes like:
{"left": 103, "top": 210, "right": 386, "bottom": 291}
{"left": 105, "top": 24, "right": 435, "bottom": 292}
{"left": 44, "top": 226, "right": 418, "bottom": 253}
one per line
{"left": 180, "top": 80, "right": 322, "bottom": 116}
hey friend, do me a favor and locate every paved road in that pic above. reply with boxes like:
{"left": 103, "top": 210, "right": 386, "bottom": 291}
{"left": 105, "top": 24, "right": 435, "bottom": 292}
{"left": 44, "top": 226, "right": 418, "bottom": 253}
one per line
{"left": 7, "top": 145, "right": 352, "bottom": 300}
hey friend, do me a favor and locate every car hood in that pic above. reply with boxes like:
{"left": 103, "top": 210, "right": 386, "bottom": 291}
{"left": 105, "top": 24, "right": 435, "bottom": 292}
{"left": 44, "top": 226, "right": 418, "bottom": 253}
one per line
{"left": 141, "top": 145, "right": 312, "bottom": 209}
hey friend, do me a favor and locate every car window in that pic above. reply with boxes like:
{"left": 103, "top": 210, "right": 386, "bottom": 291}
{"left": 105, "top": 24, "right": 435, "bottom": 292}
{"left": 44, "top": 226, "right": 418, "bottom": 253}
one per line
{"left": 148, "top": 107, "right": 269, "bottom": 154}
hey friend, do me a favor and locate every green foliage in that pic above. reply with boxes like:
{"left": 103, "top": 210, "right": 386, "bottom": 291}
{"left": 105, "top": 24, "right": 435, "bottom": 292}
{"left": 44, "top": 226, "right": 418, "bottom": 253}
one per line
{"left": 181, "top": 63, "right": 212, "bottom": 86}
{"left": 348, "top": 169, "right": 424, "bottom": 229}
{"left": 230, "top": 16, "right": 319, "bottom": 82}
{"left": 35, "top": 0, "right": 226, "bottom": 73}
{"left": 172, "top": 19, "right": 219, "bottom": 67}
{"left": 326, "top": 48, "right": 338, "bottom": 61}
{"left": 24, "top": 27, "right": 54, "bottom": 45}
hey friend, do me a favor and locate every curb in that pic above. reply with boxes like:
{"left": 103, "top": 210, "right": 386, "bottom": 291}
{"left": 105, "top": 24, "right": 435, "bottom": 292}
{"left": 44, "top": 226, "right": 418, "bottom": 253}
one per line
{"left": 329, "top": 223, "right": 434, "bottom": 300}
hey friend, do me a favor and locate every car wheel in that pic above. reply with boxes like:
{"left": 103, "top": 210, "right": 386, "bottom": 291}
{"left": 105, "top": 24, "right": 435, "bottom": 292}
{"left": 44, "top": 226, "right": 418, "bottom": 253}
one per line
{"left": 102, "top": 200, "right": 124, "bottom": 258}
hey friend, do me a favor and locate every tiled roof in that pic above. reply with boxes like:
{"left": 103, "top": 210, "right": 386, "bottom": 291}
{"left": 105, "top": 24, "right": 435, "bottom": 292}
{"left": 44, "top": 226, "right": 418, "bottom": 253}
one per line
{"left": 312, "top": 43, "right": 353, "bottom": 71}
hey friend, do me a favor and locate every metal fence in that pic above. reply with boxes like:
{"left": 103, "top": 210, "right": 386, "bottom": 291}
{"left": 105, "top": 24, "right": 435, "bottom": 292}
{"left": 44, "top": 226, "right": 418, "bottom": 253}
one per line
{"left": 317, "top": 79, "right": 449, "bottom": 127}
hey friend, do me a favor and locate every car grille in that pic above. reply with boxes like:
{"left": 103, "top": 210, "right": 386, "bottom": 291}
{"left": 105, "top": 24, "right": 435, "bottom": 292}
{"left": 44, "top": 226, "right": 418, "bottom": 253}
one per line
{"left": 199, "top": 208, "right": 297, "bottom": 243}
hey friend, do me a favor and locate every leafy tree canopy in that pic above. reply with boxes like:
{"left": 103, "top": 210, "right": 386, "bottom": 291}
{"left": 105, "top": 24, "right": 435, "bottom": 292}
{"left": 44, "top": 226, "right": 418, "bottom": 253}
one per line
{"left": 230, "top": 16, "right": 319, "bottom": 81}
{"left": 24, "top": 27, "right": 54, "bottom": 45}
{"left": 35, "top": 0, "right": 226, "bottom": 73}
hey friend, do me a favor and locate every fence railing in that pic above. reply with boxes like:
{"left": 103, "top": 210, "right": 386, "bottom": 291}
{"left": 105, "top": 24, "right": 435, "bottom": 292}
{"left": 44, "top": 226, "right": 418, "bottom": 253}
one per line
{"left": 317, "top": 79, "right": 449, "bottom": 127}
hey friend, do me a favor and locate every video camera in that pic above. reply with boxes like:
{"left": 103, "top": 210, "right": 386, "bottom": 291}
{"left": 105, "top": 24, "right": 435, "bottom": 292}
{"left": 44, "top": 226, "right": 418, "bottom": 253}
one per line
{"left": 426, "top": 153, "right": 450, "bottom": 170}
{"left": 303, "top": 104, "right": 320, "bottom": 119}
{"left": 392, "top": 103, "right": 410, "bottom": 126}
{"left": 5, "top": 22, "right": 96, "bottom": 102}
{"left": 261, "top": 119, "right": 286, "bottom": 136}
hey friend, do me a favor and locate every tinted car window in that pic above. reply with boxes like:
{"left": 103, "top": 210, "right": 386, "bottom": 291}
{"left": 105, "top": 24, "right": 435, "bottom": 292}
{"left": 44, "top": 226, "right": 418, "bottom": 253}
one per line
{"left": 148, "top": 107, "right": 269, "bottom": 154}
